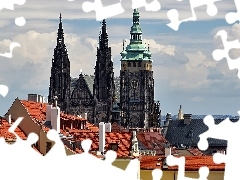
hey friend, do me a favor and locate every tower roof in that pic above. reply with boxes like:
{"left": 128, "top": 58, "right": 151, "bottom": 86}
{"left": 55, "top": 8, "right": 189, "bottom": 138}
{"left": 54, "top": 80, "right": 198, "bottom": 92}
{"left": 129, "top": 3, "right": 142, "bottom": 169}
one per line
{"left": 57, "top": 13, "right": 64, "bottom": 45}
{"left": 98, "top": 19, "right": 109, "bottom": 50}
{"left": 120, "top": 9, "right": 151, "bottom": 61}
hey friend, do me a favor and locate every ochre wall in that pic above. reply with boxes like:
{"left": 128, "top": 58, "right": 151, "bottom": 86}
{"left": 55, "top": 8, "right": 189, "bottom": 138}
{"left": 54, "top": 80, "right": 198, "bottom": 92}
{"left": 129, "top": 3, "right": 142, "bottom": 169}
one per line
{"left": 140, "top": 169, "right": 224, "bottom": 180}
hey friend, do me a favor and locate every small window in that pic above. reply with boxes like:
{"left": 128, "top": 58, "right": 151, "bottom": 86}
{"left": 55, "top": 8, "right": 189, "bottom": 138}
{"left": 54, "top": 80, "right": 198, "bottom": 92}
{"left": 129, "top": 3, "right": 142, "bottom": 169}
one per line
{"left": 128, "top": 62, "right": 131, "bottom": 67}
{"left": 138, "top": 62, "right": 141, "bottom": 67}
{"left": 110, "top": 143, "right": 118, "bottom": 151}
{"left": 133, "top": 62, "right": 136, "bottom": 67}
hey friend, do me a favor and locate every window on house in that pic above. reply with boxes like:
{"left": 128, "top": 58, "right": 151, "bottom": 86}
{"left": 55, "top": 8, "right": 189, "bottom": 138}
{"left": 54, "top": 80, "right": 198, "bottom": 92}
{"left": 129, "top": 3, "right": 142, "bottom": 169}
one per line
{"left": 138, "top": 62, "right": 141, "bottom": 67}
{"left": 46, "top": 142, "right": 52, "bottom": 153}
{"left": 133, "top": 62, "right": 136, "bottom": 67}
{"left": 128, "top": 62, "right": 131, "bottom": 67}
{"left": 110, "top": 143, "right": 118, "bottom": 151}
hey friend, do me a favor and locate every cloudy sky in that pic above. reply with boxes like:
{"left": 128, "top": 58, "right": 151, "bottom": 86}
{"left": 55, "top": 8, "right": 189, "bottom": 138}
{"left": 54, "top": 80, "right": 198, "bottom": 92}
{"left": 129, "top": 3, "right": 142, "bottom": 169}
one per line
{"left": 0, "top": 0, "right": 240, "bottom": 116}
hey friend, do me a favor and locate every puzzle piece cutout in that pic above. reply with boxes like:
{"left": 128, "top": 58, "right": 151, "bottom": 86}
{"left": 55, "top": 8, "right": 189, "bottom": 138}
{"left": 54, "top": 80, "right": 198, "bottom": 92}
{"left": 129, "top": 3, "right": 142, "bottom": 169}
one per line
{"left": 0, "top": 42, "right": 21, "bottom": 58}
{"left": 198, "top": 113, "right": 240, "bottom": 180}
{"left": 0, "top": 115, "right": 141, "bottom": 180}
{"left": 225, "top": 0, "right": 240, "bottom": 24}
{"left": 167, "top": 0, "right": 220, "bottom": 31}
{"left": 212, "top": 30, "right": 240, "bottom": 79}
{"left": 131, "top": 0, "right": 161, "bottom": 12}
{"left": 0, "top": 0, "right": 26, "bottom": 58}
{"left": 167, "top": 155, "right": 209, "bottom": 180}
{"left": 152, "top": 169, "right": 163, "bottom": 180}
{"left": 0, "top": 0, "right": 26, "bottom": 26}
{"left": 82, "top": 0, "right": 125, "bottom": 21}
{"left": 0, "top": 84, "right": 9, "bottom": 97}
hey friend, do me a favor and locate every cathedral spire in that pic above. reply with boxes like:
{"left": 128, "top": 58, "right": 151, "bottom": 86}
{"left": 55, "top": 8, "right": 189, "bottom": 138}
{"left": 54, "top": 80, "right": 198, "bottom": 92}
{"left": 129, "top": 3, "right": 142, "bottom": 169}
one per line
{"left": 57, "top": 13, "right": 64, "bottom": 44}
{"left": 48, "top": 13, "right": 70, "bottom": 113}
{"left": 99, "top": 19, "right": 108, "bottom": 49}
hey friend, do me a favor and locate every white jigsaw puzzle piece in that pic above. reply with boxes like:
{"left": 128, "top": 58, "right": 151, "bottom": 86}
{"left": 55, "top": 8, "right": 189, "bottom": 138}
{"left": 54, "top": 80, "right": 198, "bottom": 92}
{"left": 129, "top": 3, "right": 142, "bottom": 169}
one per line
{"left": 0, "top": 42, "right": 20, "bottom": 58}
{"left": 45, "top": 129, "right": 67, "bottom": 157}
{"left": 152, "top": 169, "right": 163, "bottom": 180}
{"left": 212, "top": 30, "right": 240, "bottom": 79}
{"left": 198, "top": 112, "right": 240, "bottom": 180}
{"left": 167, "top": 0, "right": 220, "bottom": 31}
{"left": 82, "top": 0, "right": 125, "bottom": 21}
{"left": 0, "top": 85, "right": 9, "bottom": 97}
{"left": 131, "top": 0, "right": 161, "bottom": 11}
{"left": 225, "top": 0, "right": 240, "bottom": 24}
{"left": 167, "top": 155, "right": 209, "bottom": 180}
{"left": 0, "top": 0, "right": 26, "bottom": 10}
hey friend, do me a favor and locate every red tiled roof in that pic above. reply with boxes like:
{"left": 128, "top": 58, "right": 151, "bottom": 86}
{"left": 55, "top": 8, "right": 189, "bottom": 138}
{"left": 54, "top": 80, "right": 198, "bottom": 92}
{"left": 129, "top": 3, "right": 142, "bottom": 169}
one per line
{"left": 187, "top": 148, "right": 205, "bottom": 156}
{"left": 0, "top": 117, "right": 27, "bottom": 140}
{"left": 0, "top": 117, "right": 42, "bottom": 155}
{"left": 140, "top": 155, "right": 225, "bottom": 171}
{"left": 66, "top": 132, "right": 133, "bottom": 157}
{"left": 137, "top": 132, "right": 173, "bottom": 155}
{"left": 20, "top": 100, "right": 99, "bottom": 133}
{"left": 111, "top": 122, "right": 124, "bottom": 132}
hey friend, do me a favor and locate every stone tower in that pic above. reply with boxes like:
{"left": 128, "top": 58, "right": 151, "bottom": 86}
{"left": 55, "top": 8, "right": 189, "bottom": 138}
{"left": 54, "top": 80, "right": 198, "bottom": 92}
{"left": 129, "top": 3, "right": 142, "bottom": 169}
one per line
{"left": 119, "top": 9, "right": 155, "bottom": 128}
{"left": 48, "top": 13, "right": 71, "bottom": 113}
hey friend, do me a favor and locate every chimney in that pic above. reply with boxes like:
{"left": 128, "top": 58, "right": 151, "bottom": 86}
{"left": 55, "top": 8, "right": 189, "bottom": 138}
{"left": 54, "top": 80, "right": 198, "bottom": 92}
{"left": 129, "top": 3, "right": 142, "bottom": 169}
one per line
{"left": 131, "top": 131, "right": 140, "bottom": 156}
{"left": 105, "top": 122, "right": 111, "bottom": 132}
{"left": 51, "top": 96, "right": 60, "bottom": 133}
{"left": 165, "top": 147, "right": 171, "bottom": 157}
{"left": 99, "top": 122, "right": 105, "bottom": 153}
{"left": 166, "top": 113, "right": 172, "bottom": 121}
{"left": 46, "top": 104, "right": 52, "bottom": 122}
{"left": 84, "top": 112, "right": 87, "bottom": 120}
{"left": 8, "top": 114, "right": 11, "bottom": 124}
{"left": 183, "top": 114, "right": 192, "bottom": 125}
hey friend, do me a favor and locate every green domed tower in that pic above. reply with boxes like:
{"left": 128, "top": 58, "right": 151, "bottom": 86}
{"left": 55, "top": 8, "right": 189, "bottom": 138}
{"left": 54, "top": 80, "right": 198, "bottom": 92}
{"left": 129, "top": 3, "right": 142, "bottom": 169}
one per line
{"left": 119, "top": 9, "right": 154, "bottom": 128}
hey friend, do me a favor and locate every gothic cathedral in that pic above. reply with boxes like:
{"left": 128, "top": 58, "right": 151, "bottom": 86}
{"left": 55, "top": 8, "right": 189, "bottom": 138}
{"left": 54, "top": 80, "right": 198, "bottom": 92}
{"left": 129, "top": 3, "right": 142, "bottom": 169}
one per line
{"left": 48, "top": 10, "right": 161, "bottom": 128}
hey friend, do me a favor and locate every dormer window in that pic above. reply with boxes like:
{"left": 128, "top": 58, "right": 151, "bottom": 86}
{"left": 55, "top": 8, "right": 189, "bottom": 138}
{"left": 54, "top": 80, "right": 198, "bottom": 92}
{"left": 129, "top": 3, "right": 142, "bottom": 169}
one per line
{"left": 110, "top": 143, "right": 118, "bottom": 151}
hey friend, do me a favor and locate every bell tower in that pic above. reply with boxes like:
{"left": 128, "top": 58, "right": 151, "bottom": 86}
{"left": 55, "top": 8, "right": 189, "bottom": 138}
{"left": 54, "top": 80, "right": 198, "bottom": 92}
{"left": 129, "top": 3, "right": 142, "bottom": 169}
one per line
{"left": 119, "top": 9, "right": 154, "bottom": 128}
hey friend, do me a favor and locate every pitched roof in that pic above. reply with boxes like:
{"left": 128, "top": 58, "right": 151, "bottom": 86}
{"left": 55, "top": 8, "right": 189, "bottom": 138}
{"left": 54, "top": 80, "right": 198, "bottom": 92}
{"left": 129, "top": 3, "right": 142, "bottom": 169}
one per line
{"left": 0, "top": 117, "right": 42, "bottom": 155}
{"left": 165, "top": 119, "right": 239, "bottom": 147}
{"left": 0, "top": 117, "right": 27, "bottom": 140}
{"left": 63, "top": 132, "right": 133, "bottom": 157}
{"left": 140, "top": 155, "right": 225, "bottom": 171}
{"left": 71, "top": 75, "right": 120, "bottom": 101}
{"left": 19, "top": 100, "right": 133, "bottom": 158}
{"left": 20, "top": 100, "right": 99, "bottom": 133}
{"left": 137, "top": 132, "right": 169, "bottom": 155}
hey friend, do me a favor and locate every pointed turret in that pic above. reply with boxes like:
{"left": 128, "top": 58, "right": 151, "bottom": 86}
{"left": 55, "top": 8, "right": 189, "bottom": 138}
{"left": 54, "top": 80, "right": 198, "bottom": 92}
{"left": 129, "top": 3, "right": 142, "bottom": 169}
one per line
{"left": 57, "top": 13, "right": 64, "bottom": 44}
{"left": 99, "top": 19, "right": 109, "bottom": 50}
{"left": 130, "top": 8, "right": 142, "bottom": 44}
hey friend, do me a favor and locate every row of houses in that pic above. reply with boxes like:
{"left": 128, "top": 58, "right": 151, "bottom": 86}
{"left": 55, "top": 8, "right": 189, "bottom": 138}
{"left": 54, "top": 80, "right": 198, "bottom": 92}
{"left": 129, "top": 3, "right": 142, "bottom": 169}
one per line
{"left": 1, "top": 94, "right": 226, "bottom": 180}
